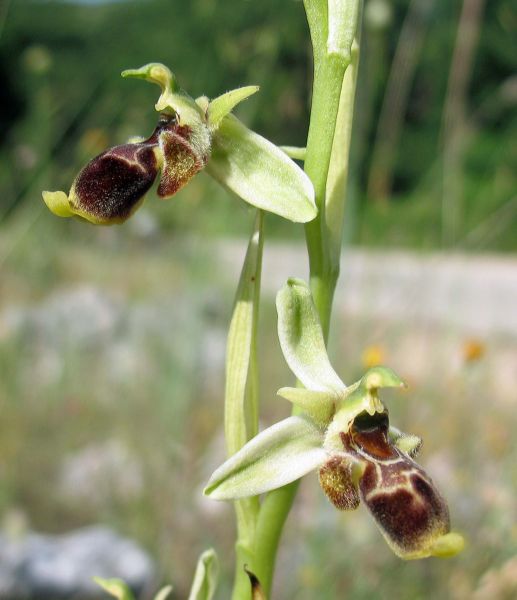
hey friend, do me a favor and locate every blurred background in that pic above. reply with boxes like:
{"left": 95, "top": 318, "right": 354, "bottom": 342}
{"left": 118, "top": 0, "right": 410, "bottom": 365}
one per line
{"left": 0, "top": 0, "right": 516, "bottom": 598}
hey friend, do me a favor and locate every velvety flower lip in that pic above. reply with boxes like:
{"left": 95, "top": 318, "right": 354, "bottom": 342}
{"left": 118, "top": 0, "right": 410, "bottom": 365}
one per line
{"left": 42, "top": 111, "right": 213, "bottom": 225}
{"left": 205, "top": 278, "right": 465, "bottom": 561}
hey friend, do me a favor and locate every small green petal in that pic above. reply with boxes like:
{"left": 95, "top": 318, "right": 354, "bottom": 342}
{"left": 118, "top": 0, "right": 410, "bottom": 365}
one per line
{"left": 276, "top": 278, "right": 346, "bottom": 394}
{"left": 206, "top": 115, "right": 316, "bottom": 223}
{"left": 42, "top": 190, "right": 75, "bottom": 218}
{"left": 187, "top": 549, "right": 219, "bottom": 600}
{"left": 389, "top": 426, "right": 422, "bottom": 458}
{"left": 93, "top": 577, "right": 134, "bottom": 600}
{"left": 207, "top": 86, "right": 260, "bottom": 129}
{"left": 277, "top": 387, "right": 335, "bottom": 425}
{"left": 204, "top": 416, "right": 326, "bottom": 500}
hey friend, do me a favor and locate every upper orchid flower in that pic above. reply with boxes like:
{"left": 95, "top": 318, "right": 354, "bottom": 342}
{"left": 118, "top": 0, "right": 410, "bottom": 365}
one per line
{"left": 205, "top": 278, "right": 464, "bottom": 560}
{"left": 43, "top": 63, "right": 316, "bottom": 225}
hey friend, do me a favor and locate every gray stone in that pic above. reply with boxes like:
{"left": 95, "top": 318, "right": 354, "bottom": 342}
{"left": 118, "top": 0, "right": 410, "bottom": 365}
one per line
{"left": 0, "top": 526, "right": 156, "bottom": 599}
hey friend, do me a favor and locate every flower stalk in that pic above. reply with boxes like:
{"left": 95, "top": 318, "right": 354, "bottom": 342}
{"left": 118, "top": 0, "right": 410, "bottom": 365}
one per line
{"left": 249, "top": 2, "right": 363, "bottom": 595}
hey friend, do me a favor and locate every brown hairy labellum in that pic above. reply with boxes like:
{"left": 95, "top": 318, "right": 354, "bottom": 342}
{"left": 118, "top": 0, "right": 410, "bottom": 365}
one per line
{"left": 47, "top": 112, "right": 212, "bottom": 225}
{"left": 334, "top": 411, "right": 451, "bottom": 559}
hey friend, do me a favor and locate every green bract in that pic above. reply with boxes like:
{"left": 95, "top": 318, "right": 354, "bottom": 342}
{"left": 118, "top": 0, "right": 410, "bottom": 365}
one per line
{"left": 205, "top": 279, "right": 464, "bottom": 561}
{"left": 42, "top": 62, "right": 316, "bottom": 225}
{"left": 187, "top": 549, "right": 219, "bottom": 600}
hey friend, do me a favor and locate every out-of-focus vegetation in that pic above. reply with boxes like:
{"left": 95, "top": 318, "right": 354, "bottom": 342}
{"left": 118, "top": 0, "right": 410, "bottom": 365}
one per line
{"left": 1, "top": 0, "right": 516, "bottom": 248}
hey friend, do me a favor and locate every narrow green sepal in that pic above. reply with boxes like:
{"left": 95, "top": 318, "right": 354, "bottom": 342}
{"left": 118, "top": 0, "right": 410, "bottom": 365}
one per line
{"left": 277, "top": 387, "right": 335, "bottom": 425}
{"left": 187, "top": 549, "right": 219, "bottom": 600}
{"left": 207, "top": 86, "right": 260, "bottom": 129}
{"left": 276, "top": 278, "right": 346, "bottom": 393}
{"left": 93, "top": 577, "right": 134, "bottom": 600}
{"left": 206, "top": 115, "right": 316, "bottom": 223}
{"left": 279, "top": 146, "right": 306, "bottom": 161}
{"left": 42, "top": 190, "right": 75, "bottom": 218}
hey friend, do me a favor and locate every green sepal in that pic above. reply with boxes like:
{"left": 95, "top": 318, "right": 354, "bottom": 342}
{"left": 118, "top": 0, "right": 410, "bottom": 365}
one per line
{"left": 206, "top": 115, "right": 316, "bottom": 223}
{"left": 207, "top": 86, "right": 260, "bottom": 130}
{"left": 187, "top": 549, "right": 219, "bottom": 600}
{"left": 277, "top": 387, "right": 335, "bottom": 425}
{"left": 276, "top": 278, "right": 345, "bottom": 393}
{"left": 93, "top": 577, "right": 134, "bottom": 600}
{"left": 204, "top": 416, "right": 326, "bottom": 500}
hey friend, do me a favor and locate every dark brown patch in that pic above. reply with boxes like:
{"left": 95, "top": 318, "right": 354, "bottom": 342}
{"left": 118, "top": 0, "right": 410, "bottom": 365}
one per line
{"left": 362, "top": 467, "right": 450, "bottom": 553}
{"left": 73, "top": 143, "right": 158, "bottom": 221}
{"left": 351, "top": 412, "right": 398, "bottom": 460}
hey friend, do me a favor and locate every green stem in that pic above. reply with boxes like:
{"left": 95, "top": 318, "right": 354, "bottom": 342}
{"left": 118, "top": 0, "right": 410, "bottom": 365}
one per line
{"left": 249, "top": 3, "right": 362, "bottom": 597}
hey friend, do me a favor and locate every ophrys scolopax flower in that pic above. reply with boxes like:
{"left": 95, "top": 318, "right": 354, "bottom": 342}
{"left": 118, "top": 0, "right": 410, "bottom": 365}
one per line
{"left": 205, "top": 278, "right": 464, "bottom": 560}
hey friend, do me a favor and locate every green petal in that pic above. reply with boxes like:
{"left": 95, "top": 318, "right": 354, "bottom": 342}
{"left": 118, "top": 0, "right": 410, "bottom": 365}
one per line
{"left": 187, "top": 549, "right": 219, "bottom": 600}
{"left": 277, "top": 387, "right": 335, "bottom": 425}
{"left": 206, "top": 115, "right": 316, "bottom": 223}
{"left": 276, "top": 278, "right": 346, "bottom": 394}
{"left": 389, "top": 426, "right": 422, "bottom": 458}
{"left": 204, "top": 416, "right": 326, "bottom": 500}
{"left": 207, "top": 86, "right": 260, "bottom": 129}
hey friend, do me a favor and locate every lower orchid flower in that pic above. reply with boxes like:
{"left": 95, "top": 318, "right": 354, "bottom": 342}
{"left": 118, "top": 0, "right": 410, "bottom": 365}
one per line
{"left": 205, "top": 278, "right": 464, "bottom": 560}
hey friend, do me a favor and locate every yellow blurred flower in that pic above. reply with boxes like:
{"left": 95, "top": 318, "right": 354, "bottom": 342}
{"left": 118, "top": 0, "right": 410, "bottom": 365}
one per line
{"left": 362, "top": 345, "right": 385, "bottom": 368}
{"left": 463, "top": 339, "right": 485, "bottom": 363}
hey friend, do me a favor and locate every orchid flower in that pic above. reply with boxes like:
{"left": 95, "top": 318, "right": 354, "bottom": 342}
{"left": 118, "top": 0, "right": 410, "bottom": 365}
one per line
{"left": 205, "top": 278, "right": 464, "bottom": 560}
{"left": 43, "top": 63, "right": 316, "bottom": 225}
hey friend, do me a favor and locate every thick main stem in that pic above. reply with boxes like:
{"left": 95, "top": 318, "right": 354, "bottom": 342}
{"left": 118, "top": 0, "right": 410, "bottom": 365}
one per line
{"left": 251, "top": 47, "right": 355, "bottom": 600}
